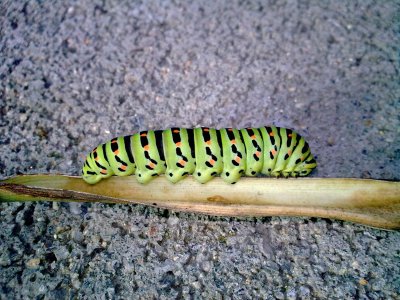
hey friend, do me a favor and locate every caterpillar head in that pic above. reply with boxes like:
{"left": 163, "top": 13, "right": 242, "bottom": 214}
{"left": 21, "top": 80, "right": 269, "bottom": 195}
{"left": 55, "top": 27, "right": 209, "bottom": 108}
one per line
{"left": 293, "top": 154, "right": 317, "bottom": 177}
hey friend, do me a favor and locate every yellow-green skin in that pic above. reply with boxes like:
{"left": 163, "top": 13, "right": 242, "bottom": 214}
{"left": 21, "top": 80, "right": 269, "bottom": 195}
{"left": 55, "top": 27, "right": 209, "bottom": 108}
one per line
{"left": 82, "top": 126, "right": 317, "bottom": 185}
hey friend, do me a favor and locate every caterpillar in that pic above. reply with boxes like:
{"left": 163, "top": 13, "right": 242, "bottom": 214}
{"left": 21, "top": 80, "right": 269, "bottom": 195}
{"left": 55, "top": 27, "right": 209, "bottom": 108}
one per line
{"left": 82, "top": 126, "right": 317, "bottom": 185}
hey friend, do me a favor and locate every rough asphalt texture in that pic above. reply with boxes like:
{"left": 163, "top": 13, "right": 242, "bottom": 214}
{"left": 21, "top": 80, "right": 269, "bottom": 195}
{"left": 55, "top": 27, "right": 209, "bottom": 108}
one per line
{"left": 1, "top": 0, "right": 399, "bottom": 299}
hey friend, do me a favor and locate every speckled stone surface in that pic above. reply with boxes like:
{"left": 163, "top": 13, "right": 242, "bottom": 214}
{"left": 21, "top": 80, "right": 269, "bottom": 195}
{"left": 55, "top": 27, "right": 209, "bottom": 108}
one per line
{"left": 1, "top": 0, "right": 399, "bottom": 298}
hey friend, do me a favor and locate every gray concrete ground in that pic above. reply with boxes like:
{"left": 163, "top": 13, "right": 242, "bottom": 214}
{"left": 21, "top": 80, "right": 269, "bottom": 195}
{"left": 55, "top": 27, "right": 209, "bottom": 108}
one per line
{"left": 1, "top": 0, "right": 399, "bottom": 299}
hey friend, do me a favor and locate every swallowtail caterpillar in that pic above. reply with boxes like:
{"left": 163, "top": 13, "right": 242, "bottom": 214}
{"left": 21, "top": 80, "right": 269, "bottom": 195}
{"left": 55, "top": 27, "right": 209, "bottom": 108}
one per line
{"left": 82, "top": 126, "right": 317, "bottom": 185}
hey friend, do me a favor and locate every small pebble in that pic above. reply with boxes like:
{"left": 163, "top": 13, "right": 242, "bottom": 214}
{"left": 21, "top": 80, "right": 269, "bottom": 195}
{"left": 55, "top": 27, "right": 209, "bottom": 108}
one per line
{"left": 26, "top": 258, "right": 41, "bottom": 269}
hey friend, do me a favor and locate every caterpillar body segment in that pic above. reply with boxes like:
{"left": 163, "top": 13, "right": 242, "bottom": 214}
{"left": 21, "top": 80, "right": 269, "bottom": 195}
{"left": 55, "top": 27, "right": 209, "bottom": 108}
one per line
{"left": 240, "top": 128, "right": 264, "bottom": 177}
{"left": 193, "top": 128, "right": 223, "bottom": 183}
{"left": 259, "top": 126, "right": 280, "bottom": 176}
{"left": 82, "top": 126, "right": 317, "bottom": 185}
{"left": 220, "top": 128, "right": 246, "bottom": 184}
{"left": 132, "top": 130, "right": 166, "bottom": 184}
{"left": 271, "top": 127, "right": 295, "bottom": 177}
{"left": 163, "top": 128, "right": 195, "bottom": 183}
{"left": 108, "top": 136, "right": 136, "bottom": 177}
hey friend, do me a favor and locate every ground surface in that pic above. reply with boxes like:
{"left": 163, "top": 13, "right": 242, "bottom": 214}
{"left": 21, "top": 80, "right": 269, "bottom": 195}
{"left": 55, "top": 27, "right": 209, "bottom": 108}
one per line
{"left": 1, "top": 0, "right": 399, "bottom": 299}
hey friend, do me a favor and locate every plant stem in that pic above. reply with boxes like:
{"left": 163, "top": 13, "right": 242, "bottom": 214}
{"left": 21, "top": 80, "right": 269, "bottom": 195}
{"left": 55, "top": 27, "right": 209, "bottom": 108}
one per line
{"left": 1, "top": 175, "right": 399, "bottom": 230}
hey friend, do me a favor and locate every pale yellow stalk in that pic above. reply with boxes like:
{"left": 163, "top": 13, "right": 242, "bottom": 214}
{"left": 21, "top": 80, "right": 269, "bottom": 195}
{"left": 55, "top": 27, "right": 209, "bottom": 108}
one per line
{"left": 1, "top": 175, "right": 399, "bottom": 230}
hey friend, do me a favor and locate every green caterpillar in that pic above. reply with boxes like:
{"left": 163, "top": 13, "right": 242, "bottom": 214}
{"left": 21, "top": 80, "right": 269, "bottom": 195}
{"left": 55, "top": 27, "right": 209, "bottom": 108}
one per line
{"left": 82, "top": 126, "right": 317, "bottom": 185}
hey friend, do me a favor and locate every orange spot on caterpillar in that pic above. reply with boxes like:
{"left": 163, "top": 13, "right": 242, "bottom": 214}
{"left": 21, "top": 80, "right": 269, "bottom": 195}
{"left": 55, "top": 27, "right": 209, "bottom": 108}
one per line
{"left": 205, "top": 140, "right": 212, "bottom": 145}
{"left": 231, "top": 140, "right": 236, "bottom": 144}
{"left": 235, "top": 156, "right": 241, "bottom": 163}
{"left": 140, "top": 133, "right": 147, "bottom": 137}
{"left": 271, "top": 149, "right": 277, "bottom": 156}
{"left": 111, "top": 140, "right": 118, "bottom": 143}
{"left": 176, "top": 142, "right": 182, "bottom": 147}
{"left": 120, "top": 165, "right": 127, "bottom": 171}
{"left": 148, "top": 162, "right": 155, "bottom": 169}
{"left": 250, "top": 135, "right": 256, "bottom": 139}
{"left": 178, "top": 159, "right": 186, "bottom": 166}
{"left": 100, "top": 170, "right": 107, "bottom": 175}
{"left": 269, "top": 132, "right": 274, "bottom": 136}
{"left": 173, "top": 129, "right": 180, "bottom": 133}
{"left": 301, "top": 156, "right": 305, "bottom": 162}
{"left": 255, "top": 151, "right": 261, "bottom": 157}
{"left": 114, "top": 149, "right": 119, "bottom": 155}
{"left": 95, "top": 156, "right": 99, "bottom": 161}
{"left": 203, "top": 128, "right": 209, "bottom": 132}
{"left": 228, "top": 128, "right": 233, "bottom": 131}
{"left": 143, "top": 145, "right": 150, "bottom": 151}
{"left": 288, "top": 134, "right": 292, "bottom": 137}
{"left": 209, "top": 159, "right": 215, "bottom": 166}
{"left": 288, "top": 150, "right": 292, "bottom": 156}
